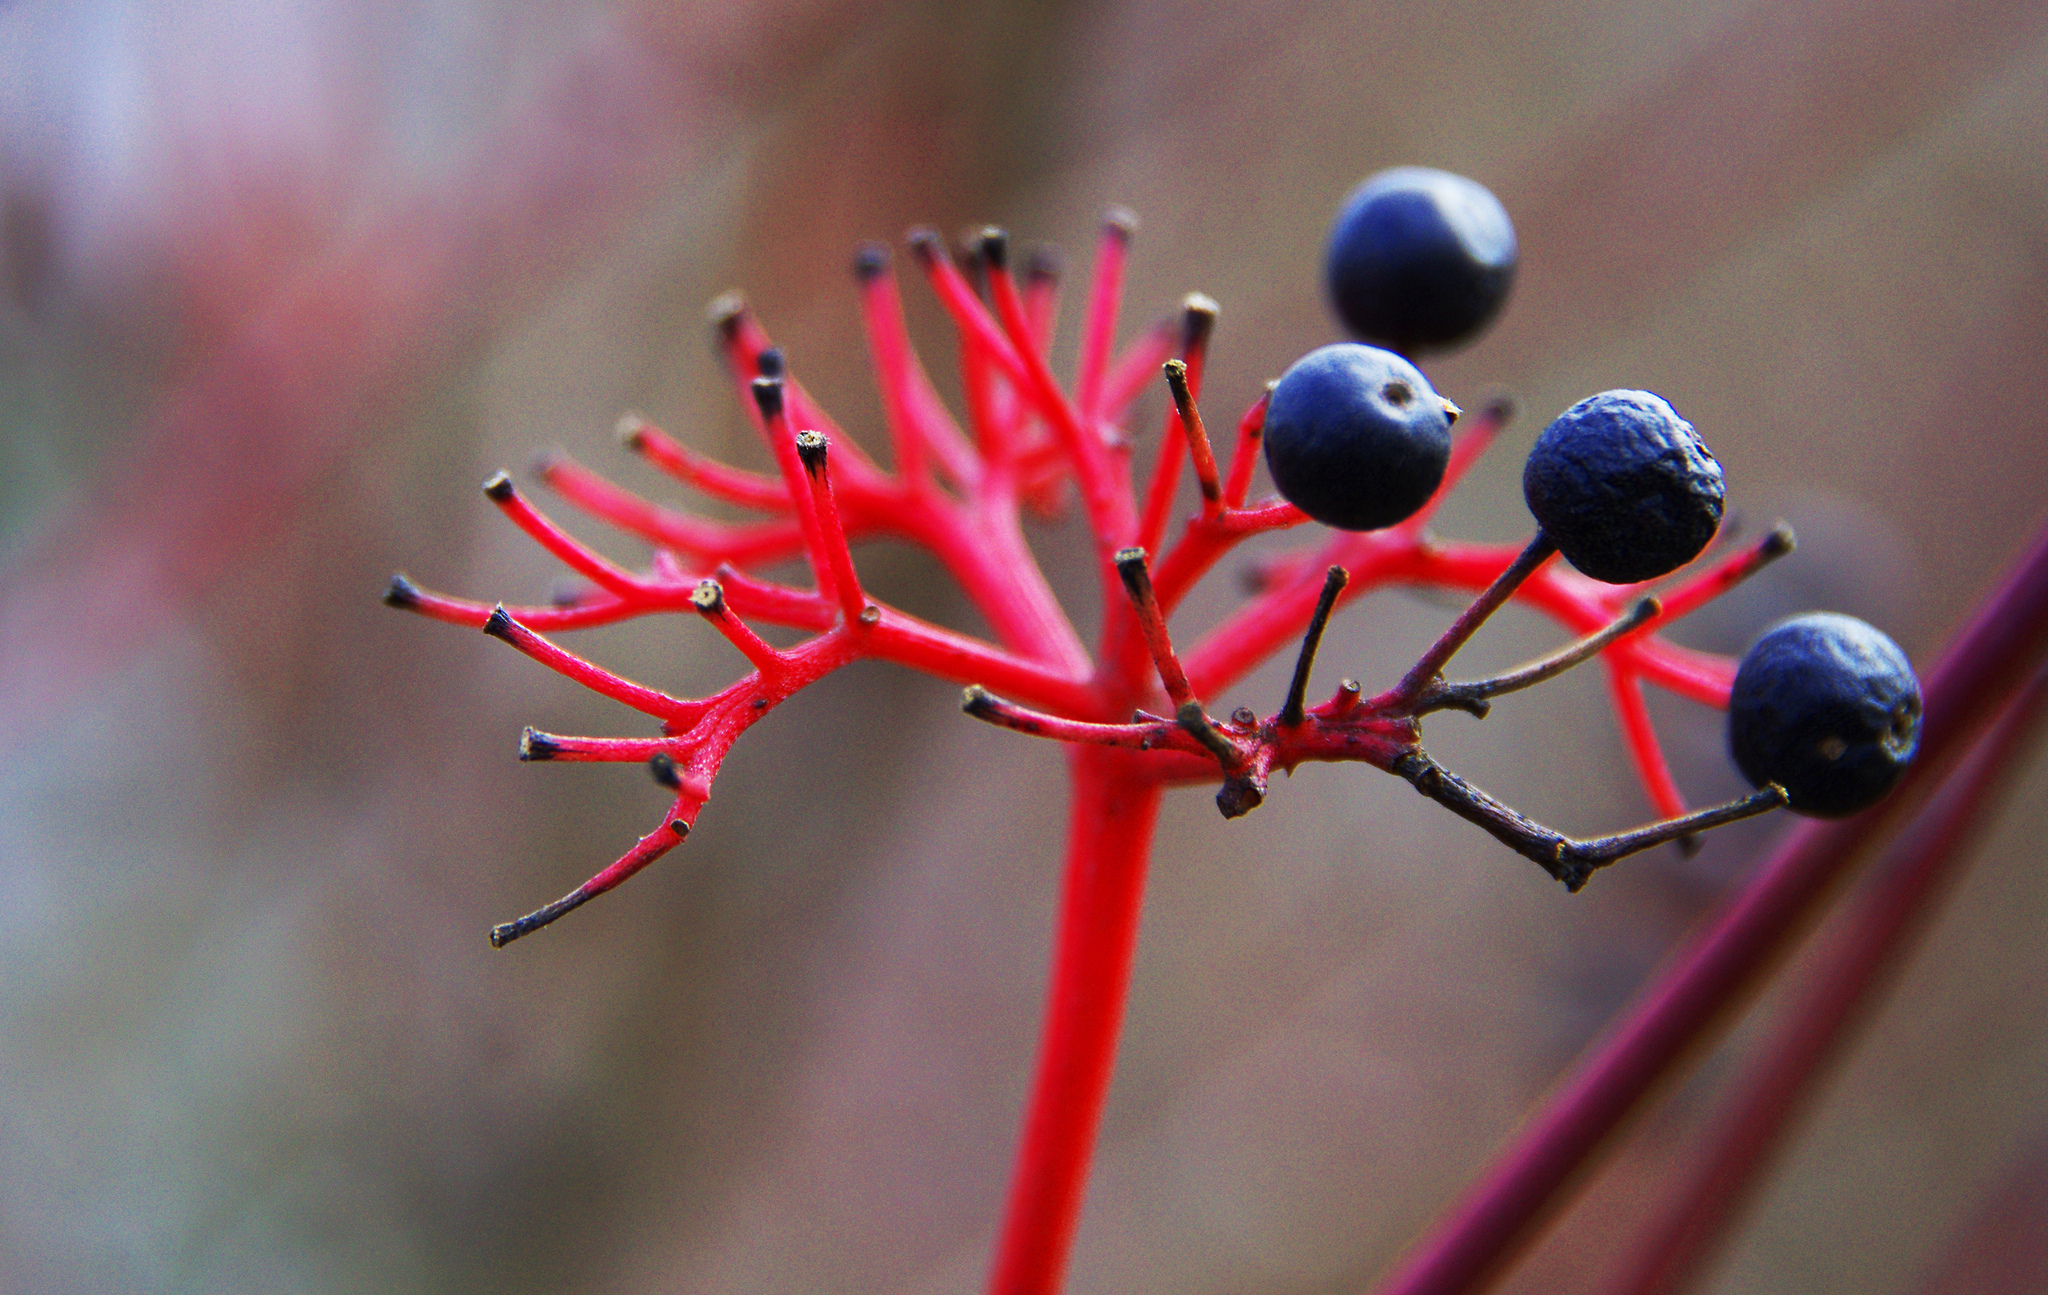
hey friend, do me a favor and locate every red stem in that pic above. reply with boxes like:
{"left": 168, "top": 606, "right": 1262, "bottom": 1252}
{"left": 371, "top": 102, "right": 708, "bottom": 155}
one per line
{"left": 619, "top": 416, "right": 792, "bottom": 512}
{"left": 1606, "top": 664, "right": 1689, "bottom": 820}
{"left": 855, "top": 258, "right": 982, "bottom": 492}
{"left": 1219, "top": 390, "right": 1270, "bottom": 511}
{"left": 1074, "top": 213, "right": 1133, "bottom": 421}
{"left": 988, "top": 748, "right": 1163, "bottom": 1295}
{"left": 1094, "top": 322, "right": 1175, "bottom": 426}
{"left": 1368, "top": 518, "right": 2048, "bottom": 1295}
{"left": 1135, "top": 355, "right": 1198, "bottom": 559}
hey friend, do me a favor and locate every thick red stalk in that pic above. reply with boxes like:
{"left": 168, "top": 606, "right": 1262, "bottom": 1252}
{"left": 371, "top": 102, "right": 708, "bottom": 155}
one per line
{"left": 989, "top": 748, "right": 1163, "bottom": 1295}
{"left": 1369, "top": 518, "right": 2048, "bottom": 1295}
{"left": 1596, "top": 658, "right": 2048, "bottom": 1295}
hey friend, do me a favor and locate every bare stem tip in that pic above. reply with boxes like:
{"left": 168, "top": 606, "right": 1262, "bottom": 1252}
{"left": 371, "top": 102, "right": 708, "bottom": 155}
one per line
{"left": 1180, "top": 293, "right": 1219, "bottom": 349}
{"left": 796, "top": 430, "right": 828, "bottom": 473}
{"left": 905, "top": 226, "right": 945, "bottom": 267}
{"left": 490, "top": 889, "right": 594, "bottom": 948}
{"left": 852, "top": 242, "right": 890, "bottom": 282}
{"left": 1114, "top": 546, "right": 1151, "bottom": 598}
{"left": 706, "top": 290, "right": 747, "bottom": 339}
{"left": 382, "top": 573, "right": 420, "bottom": 609}
{"left": 974, "top": 226, "right": 1009, "bottom": 270}
{"left": 481, "top": 604, "right": 516, "bottom": 642}
{"left": 648, "top": 753, "right": 682, "bottom": 790}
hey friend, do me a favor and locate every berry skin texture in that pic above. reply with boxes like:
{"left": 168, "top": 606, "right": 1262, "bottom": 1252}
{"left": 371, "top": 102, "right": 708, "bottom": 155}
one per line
{"left": 1522, "top": 389, "right": 1724, "bottom": 584}
{"left": 1728, "top": 613, "right": 1923, "bottom": 818}
{"left": 1263, "top": 342, "right": 1456, "bottom": 532}
{"left": 1325, "top": 166, "right": 1518, "bottom": 356}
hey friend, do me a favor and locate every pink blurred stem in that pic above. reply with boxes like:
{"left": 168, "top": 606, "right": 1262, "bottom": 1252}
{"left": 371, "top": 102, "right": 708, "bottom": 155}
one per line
{"left": 988, "top": 747, "right": 1163, "bottom": 1295}
{"left": 1913, "top": 1140, "right": 2048, "bottom": 1295}
{"left": 1597, "top": 656, "right": 2048, "bottom": 1295}
{"left": 1370, "top": 518, "right": 2048, "bottom": 1295}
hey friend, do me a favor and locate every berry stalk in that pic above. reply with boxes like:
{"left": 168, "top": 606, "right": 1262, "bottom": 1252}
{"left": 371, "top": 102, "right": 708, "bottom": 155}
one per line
{"left": 989, "top": 750, "right": 1162, "bottom": 1295}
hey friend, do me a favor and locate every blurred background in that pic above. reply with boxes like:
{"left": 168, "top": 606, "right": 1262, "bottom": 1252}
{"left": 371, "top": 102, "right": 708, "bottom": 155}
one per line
{"left": 2, "top": 1, "right": 2045, "bottom": 1291}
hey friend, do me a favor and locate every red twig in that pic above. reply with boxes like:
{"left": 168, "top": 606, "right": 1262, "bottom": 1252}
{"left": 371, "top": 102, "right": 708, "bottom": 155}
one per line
{"left": 1075, "top": 209, "right": 1136, "bottom": 422}
{"left": 618, "top": 413, "right": 793, "bottom": 512}
{"left": 1136, "top": 297, "right": 1217, "bottom": 555}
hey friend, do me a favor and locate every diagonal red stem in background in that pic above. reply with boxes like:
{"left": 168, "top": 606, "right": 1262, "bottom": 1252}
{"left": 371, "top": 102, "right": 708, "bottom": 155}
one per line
{"left": 1595, "top": 656, "right": 2048, "bottom": 1295}
{"left": 1912, "top": 1139, "right": 2048, "bottom": 1295}
{"left": 1370, "top": 516, "right": 2048, "bottom": 1295}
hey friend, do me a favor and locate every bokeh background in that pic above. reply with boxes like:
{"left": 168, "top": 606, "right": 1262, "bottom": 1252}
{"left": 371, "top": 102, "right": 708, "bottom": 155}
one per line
{"left": 3, "top": 2, "right": 2046, "bottom": 1292}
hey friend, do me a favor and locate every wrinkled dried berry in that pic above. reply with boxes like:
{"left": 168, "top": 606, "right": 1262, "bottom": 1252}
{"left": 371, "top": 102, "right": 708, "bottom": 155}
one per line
{"left": 1523, "top": 390, "right": 1723, "bottom": 584}
{"left": 1263, "top": 343, "right": 1457, "bottom": 532}
{"left": 1728, "top": 613, "right": 1922, "bottom": 817}
{"left": 1324, "top": 167, "right": 1518, "bottom": 356}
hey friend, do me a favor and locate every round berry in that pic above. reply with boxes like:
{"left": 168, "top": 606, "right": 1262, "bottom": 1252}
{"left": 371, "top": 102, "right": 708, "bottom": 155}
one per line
{"left": 1325, "top": 167, "right": 1517, "bottom": 356}
{"left": 1522, "top": 390, "right": 1724, "bottom": 584}
{"left": 1728, "top": 613, "right": 1922, "bottom": 817}
{"left": 1263, "top": 343, "right": 1457, "bottom": 532}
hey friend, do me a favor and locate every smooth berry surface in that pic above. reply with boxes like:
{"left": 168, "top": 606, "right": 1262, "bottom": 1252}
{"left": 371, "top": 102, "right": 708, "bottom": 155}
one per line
{"left": 1325, "top": 167, "right": 1518, "bottom": 356}
{"left": 1728, "top": 613, "right": 1922, "bottom": 817}
{"left": 1263, "top": 343, "right": 1454, "bottom": 532}
{"left": 1522, "top": 389, "right": 1723, "bottom": 584}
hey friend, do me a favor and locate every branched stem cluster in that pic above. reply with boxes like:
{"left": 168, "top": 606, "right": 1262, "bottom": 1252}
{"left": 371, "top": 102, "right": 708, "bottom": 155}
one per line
{"left": 384, "top": 213, "right": 2043, "bottom": 1295}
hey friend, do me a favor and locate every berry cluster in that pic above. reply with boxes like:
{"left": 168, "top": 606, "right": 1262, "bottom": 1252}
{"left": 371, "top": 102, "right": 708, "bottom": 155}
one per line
{"left": 1259, "top": 167, "right": 1921, "bottom": 854}
{"left": 382, "top": 167, "right": 1927, "bottom": 923}
{"left": 384, "top": 165, "right": 1922, "bottom": 1295}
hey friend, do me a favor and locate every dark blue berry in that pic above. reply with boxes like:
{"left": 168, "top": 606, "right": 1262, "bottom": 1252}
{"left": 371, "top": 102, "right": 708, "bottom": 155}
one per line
{"left": 1728, "top": 613, "right": 1922, "bottom": 817}
{"left": 1263, "top": 343, "right": 1457, "bottom": 532}
{"left": 1325, "top": 167, "right": 1517, "bottom": 356}
{"left": 1522, "top": 390, "right": 1724, "bottom": 584}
